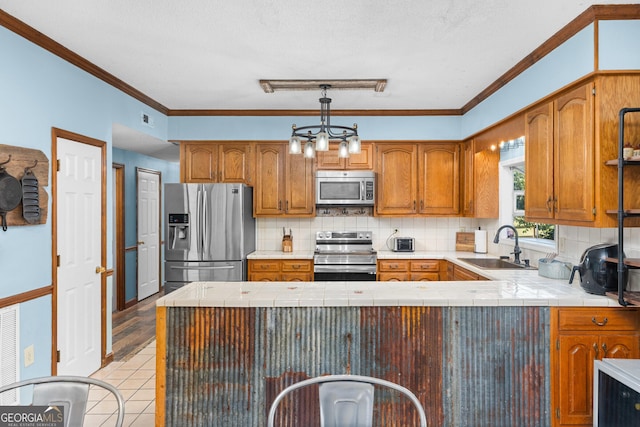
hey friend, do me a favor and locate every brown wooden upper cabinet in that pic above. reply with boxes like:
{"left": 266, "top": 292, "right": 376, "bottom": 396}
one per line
{"left": 461, "top": 140, "right": 500, "bottom": 218}
{"left": 525, "top": 83, "right": 595, "bottom": 224}
{"left": 316, "top": 142, "right": 374, "bottom": 170}
{"left": 181, "top": 141, "right": 253, "bottom": 184}
{"left": 375, "top": 144, "right": 418, "bottom": 215}
{"left": 524, "top": 75, "right": 640, "bottom": 228}
{"left": 254, "top": 143, "right": 315, "bottom": 217}
{"left": 375, "top": 142, "right": 461, "bottom": 216}
{"left": 418, "top": 143, "right": 460, "bottom": 215}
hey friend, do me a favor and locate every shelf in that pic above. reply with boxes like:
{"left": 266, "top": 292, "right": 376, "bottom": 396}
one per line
{"left": 606, "top": 209, "right": 640, "bottom": 216}
{"left": 606, "top": 291, "right": 640, "bottom": 306}
{"left": 605, "top": 158, "right": 640, "bottom": 166}
{"left": 605, "top": 257, "right": 640, "bottom": 268}
{"left": 610, "top": 108, "right": 640, "bottom": 307}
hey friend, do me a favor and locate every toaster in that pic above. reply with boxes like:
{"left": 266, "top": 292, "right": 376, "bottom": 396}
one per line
{"left": 393, "top": 237, "right": 415, "bottom": 252}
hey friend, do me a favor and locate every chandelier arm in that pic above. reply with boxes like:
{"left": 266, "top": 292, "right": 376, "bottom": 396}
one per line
{"left": 292, "top": 125, "right": 357, "bottom": 141}
{"left": 289, "top": 85, "right": 359, "bottom": 152}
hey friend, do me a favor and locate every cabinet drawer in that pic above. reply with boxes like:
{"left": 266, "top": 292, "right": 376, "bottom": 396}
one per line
{"left": 249, "top": 260, "right": 279, "bottom": 272}
{"left": 378, "top": 260, "right": 410, "bottom": 272}
{"left": 282, "top": 272, "right": 313, "bottom": 281}
{"left": 558, "top": 308, "right": 640, "bottom": 331}
{"left": 410, "top": 272, "right": 439, "bottom": 281}
{"left": 378, "top": 272, "right": 409, "bottom": 281}
{"left": 410, "top": 260, "right": 440, "bottom": 272}
{"left": 281, "top": 260, "right": 312, "bottom": 272}
{"left": 248, "top": 272, "right": 279, "bottom": 281}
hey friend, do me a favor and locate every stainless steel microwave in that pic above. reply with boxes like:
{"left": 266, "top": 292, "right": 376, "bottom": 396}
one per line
{"left": 315, "top": 171, "right": 375, "bottom": 206}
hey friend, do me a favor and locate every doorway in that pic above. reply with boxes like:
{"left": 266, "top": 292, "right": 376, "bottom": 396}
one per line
{"left": 52, "top": 128, "right": 106, "bottom": 376}
{"left": 112, "top": 163, "right": 125, "bottom": 311}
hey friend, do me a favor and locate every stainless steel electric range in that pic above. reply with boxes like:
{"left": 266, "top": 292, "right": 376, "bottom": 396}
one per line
{"left": 313, "top": 231, "right": 377, "bottom": 281}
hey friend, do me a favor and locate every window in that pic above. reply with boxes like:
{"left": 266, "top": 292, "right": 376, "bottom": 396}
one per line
{"left": 500, "top": 152, "right": 556, "bottom": 252}
{"left": 511, "top": 168, "right": 556, "bottom": 242}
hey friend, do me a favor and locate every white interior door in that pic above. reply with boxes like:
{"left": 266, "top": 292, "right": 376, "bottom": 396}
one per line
{"left": 56, "top": 137, "right": 102, "bottom": 376}
{"left": 137, "top": 169, "right": 160, "bottom": 300}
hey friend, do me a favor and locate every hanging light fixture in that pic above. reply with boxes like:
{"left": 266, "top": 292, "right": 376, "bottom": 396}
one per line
{"left": 289, "top": 84, "right": 361, "bottom": 158}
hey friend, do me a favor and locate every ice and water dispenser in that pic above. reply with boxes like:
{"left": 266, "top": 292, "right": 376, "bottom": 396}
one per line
{"left": 168, "top": 213, "right": 190, "bottom": 250}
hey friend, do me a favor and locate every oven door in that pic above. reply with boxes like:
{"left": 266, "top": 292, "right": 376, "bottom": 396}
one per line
{"left": 314, "top": 264, "right": 376, "bottom": 281}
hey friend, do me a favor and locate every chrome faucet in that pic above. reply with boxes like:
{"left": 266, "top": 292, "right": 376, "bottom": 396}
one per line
{"left": 493, "top": 225, "right": 522, "bottom": 264}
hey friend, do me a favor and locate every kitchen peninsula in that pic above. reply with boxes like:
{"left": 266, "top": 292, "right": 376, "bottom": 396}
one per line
{"left": 155, "top": 255, "right": 637, "bottom": 427}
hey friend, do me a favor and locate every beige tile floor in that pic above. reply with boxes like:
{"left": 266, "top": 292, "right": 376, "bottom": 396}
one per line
{"left": 87, "top": 340, "right": 156, "bottom": 426}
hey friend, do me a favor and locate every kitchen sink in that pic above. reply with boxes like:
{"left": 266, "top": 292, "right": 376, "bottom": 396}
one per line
{"left": 458, "top": 258, "right": 536, "bottom": 270}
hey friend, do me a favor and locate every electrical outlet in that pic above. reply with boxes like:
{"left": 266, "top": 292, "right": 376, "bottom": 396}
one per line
{"left": 24, "top": 345, "right": 34, "bottom": 367}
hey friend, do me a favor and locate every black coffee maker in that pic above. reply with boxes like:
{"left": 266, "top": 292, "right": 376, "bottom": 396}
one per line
{"left": 569, "top": 243, "right": 628, "bottom": 295}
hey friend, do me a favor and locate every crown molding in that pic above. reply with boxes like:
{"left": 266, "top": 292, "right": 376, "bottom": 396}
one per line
{"left": 0, "top": 8, "right": 169, "bottom": 115}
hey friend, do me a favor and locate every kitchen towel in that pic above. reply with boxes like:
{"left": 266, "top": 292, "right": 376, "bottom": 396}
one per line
{"left": 474, "top": 229, "right": 488, "bottom": 253}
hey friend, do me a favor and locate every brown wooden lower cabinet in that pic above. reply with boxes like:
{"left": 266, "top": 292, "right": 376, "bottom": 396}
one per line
{"left": 445, "top": 262, "right": 490, "bottom": 281}
{"left": 377, "top": 259, "right": 442, "bottom": 281}
{"left": 550, "top": 307, "right": 640, "bottom": 427}
{"left": 248, "top": 259, "right": 312, "bottom": 281}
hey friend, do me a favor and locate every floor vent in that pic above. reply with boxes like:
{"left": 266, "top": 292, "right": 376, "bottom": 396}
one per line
{"left": 0, "top": 304, "right": 19, "bottom": 405}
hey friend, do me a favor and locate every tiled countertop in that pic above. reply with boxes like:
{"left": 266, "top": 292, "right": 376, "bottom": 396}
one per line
{"left": 159, "top": 251, "right": 619, "bottom": 308}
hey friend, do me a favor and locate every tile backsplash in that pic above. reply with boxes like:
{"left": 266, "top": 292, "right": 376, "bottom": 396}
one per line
{"left": 257, "top": 217, "right": 496, "bottom": 252}
{"left": 256, "top": 217, "right": 640, "bottom": 290}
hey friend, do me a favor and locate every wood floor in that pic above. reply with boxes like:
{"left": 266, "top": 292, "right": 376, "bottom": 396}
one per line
{"left": 111, "top": 290, "right": 163, "bottom": 361}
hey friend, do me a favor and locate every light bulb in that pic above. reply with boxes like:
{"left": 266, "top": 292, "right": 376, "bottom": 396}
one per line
{"left": 348, "top": 135, "right": 361, "bottom": 154}
{"left": 338, "top": 141, "right": 349, "bottom": 158}
{"left": 289, "top": 136, "right": 301, "bottom": 154}
{"left": 303, "top": 141, "right": 315, "bottom": 158}
{"left": 315, "top": 131, "right": 329, "bottom": 151}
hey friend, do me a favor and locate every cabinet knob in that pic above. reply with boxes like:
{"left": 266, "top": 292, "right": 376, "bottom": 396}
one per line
{"left": 602, "top": 343, "right": 608, "bottom": 355}
{"left": 593, "top": 342, "right": 599, "bottom": 356}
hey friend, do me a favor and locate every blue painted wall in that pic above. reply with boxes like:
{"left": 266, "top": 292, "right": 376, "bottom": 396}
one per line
{"left": 0, "top": 25, "right": 171, "bottom": 376}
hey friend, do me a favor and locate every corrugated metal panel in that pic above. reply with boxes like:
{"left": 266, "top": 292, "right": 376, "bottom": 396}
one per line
{"left": 443, "top": 306, "right": 551, "bottom": 426}
{"left": 164, "top": 306, "right": 550, "bottom": 426}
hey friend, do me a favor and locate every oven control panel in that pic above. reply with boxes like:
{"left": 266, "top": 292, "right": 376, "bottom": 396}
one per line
{"left": 316, "top": 231, "right": 372, "bottom": 241}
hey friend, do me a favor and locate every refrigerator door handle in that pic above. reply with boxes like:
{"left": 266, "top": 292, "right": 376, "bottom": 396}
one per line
{"left": 196, "top": 187, "right": 203, "bottom": 255}
{"left": 203, "top": 188, "right": 209, "bottom": 259}
{"left": 169, "top": 265, "right": 236, "bottom": 270}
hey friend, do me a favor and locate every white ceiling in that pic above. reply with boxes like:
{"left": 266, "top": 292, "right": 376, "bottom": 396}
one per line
{"left": 2, "top": 0, "right": 638, "bottom": 161}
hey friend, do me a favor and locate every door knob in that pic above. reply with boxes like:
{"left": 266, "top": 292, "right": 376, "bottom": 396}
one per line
{"left": 95, "top": 266, "right": 106, "bottom": 274}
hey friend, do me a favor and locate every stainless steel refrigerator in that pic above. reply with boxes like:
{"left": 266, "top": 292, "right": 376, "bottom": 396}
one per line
{"left": 164, "top": 183, "right": 255, "bottom": 293}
